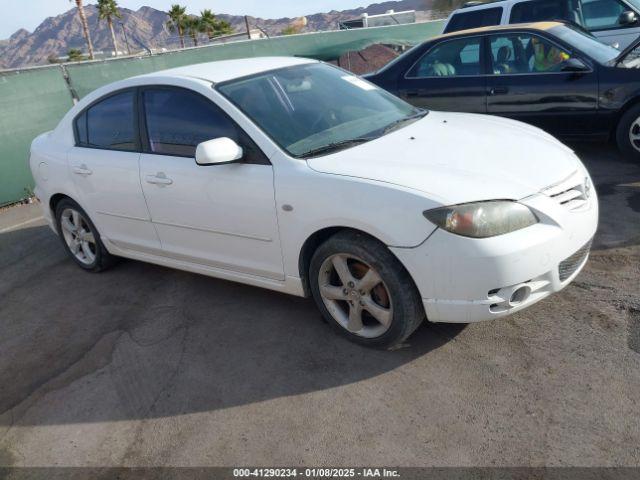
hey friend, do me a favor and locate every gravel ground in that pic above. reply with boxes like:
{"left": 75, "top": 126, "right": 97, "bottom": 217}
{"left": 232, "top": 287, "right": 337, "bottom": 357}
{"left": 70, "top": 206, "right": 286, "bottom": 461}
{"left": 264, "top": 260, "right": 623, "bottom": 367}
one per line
{"left": 0, "top": 143, "right": 638, "bottom": 468}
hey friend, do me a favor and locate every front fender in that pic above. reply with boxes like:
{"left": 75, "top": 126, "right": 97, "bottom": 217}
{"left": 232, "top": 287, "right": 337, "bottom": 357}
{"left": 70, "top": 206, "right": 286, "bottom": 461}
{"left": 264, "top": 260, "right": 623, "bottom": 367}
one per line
{"left": 273, "top": 160, "right": 439, "bottom": 278}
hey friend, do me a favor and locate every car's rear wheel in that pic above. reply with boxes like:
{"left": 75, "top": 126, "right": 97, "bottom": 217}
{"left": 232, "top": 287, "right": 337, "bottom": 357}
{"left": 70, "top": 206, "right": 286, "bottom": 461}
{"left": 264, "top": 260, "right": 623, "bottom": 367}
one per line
{"left": 55, "top": 198, "right": 115, "bottom": 272}
{"left": 616, "top": 103, "right": 640, "bottom": 161}
{"left": 309, "top": 231, "right": 424, "bottom": 349}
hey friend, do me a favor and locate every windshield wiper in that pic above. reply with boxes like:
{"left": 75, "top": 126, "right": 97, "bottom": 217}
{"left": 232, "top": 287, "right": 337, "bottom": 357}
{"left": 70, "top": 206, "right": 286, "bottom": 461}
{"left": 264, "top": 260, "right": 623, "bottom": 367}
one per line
{"left": 382, "top": 110, "right": 428, "bottom": 135}
{"left": 298, "top": 137, "right": 375, "bottom": 158}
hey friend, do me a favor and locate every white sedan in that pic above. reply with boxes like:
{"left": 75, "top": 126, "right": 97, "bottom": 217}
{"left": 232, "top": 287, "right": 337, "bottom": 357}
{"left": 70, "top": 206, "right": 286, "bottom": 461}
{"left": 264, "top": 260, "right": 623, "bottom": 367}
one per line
{"left": 30, "top": 57, "right": 598, "bottom": 349}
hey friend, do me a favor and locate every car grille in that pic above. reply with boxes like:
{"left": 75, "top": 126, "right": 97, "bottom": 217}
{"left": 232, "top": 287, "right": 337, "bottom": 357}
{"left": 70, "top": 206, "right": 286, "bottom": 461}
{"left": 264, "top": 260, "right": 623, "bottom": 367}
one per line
{"left": 542, "top": 172, "right": 589, "bottom": 211}
{"left": 559, "top": 239, "right": 592, "bottom": 282}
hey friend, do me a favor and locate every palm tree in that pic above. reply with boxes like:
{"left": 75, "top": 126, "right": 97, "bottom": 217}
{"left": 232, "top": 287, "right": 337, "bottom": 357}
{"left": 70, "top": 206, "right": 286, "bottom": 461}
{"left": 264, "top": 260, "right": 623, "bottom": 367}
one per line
{"left": 97, "top": 0, "right": 122, "bottom": 56}
{"left": 432, "top": 0, "right": 466, "bottom": 14}
{"left": 199, "top": 9, "right": 217, "bottom": 40}
{"left": 67, "top": 48, "right": 86, "bottom": 62}
{"left": 186, "top": 16, "right": 201, "bottom": 46}
{"left": 199, "top": 9, "right": 233, "bottom": 40}
{"left": 214, "top": 19, "right": 233, "bottom": 37}
{"left": 70, "top": 0, "right": 94, "bottom": 60}
{"left": 166, "top": 4, "right": 187, "bottom": 49}
{"left": 281, "top": 25, "right": 301, "bottom": 36}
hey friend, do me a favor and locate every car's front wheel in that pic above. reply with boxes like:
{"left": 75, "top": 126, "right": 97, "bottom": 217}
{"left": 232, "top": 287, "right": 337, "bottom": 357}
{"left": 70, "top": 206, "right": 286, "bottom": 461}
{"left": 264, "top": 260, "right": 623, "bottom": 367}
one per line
{"left": 309, "top": 231, "right": 425, "bottom": 349}
{"left": 616, "top": 103, "right": 640, "bottom": 161}
{"left": 55, "top": 198, "right": 115, "bottom": 272}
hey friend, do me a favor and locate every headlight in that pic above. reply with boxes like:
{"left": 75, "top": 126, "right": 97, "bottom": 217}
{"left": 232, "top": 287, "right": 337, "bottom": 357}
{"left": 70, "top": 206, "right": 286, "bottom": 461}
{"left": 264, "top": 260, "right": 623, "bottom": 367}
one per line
{"left": 423, "top": 201, "right": 538, "bottom": 238}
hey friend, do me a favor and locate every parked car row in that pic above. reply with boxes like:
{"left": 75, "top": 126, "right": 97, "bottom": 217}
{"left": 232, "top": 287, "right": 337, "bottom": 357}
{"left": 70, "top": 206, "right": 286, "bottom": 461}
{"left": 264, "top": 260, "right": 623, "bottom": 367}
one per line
{"left": 31, "top": 21, "right": 607, "bottom": 349}
{"left": 366, "top": 21, "right": 640, "bottom": 159}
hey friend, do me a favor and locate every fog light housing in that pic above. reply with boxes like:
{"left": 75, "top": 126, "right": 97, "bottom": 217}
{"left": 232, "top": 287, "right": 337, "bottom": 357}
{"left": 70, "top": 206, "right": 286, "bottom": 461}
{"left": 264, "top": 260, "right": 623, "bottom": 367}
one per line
{"left": 509, "top": 286, "right": 531, "bottom": 306}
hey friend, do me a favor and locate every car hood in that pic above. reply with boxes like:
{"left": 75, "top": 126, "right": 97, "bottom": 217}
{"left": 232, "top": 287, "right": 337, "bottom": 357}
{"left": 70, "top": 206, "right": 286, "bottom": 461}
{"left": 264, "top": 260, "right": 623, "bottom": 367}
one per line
{"left": 306, "top": 111, "right": 580, "bottom": 205}
{"left": 615, "top": 33, "right": 640, "bottom": 64}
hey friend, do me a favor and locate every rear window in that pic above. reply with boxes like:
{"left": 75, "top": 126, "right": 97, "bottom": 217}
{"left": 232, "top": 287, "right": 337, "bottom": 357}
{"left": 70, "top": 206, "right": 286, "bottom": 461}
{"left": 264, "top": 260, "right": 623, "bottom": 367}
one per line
{"left": 444, "top": 7, "right": 503, "bottom": 33}
{"left": 509, "top": 0, "right": 570, "bottom": 22}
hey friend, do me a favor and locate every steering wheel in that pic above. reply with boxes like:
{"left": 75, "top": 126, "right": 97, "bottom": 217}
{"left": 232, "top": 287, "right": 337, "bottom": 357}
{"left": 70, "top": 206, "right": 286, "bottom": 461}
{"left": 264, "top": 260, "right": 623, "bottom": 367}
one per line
{"left": 309, "top": 108, "right": 339, "bottom": 132}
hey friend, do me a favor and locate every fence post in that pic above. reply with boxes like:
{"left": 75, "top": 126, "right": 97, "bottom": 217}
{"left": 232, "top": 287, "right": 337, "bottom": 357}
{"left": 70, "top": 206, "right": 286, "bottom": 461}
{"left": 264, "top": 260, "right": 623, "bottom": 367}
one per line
{"left": 59, "top": 64, "right": 79, "bottom": 104}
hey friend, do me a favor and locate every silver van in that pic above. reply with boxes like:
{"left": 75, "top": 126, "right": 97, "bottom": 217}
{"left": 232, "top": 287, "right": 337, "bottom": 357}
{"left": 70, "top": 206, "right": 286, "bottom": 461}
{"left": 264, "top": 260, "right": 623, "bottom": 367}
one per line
{"left": 443, "top": 0, "right": 640, "bottom": 48}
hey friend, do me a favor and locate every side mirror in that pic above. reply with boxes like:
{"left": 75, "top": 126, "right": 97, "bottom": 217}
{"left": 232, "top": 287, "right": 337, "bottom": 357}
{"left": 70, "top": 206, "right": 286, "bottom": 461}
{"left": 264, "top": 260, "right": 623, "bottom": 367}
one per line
{"left": 561, "top": 58, "right": 589, "bottom": 72}
{"left": 619, "top": 10, "right": 638, "bottom": 25}
{"left": 195, "top": 137, "right": 243, "bottom": 165}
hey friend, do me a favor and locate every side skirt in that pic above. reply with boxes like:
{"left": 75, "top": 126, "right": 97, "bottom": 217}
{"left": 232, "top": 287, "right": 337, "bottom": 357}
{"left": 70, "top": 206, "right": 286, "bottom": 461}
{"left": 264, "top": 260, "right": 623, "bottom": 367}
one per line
{"left": 102, "top": 238, "right": 307, "bottom": 297}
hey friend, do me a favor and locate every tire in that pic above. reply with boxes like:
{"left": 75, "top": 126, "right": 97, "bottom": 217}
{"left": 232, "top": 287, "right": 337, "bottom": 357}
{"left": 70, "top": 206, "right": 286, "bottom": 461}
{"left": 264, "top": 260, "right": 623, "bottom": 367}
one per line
{"left": 616, "top": 103, "right": 640, "bottom": 161}
{"left": 54, "top": 198, "right": 115, "bottom": 272}
{"left": 309, "top": 230, "right": 425, "bottom": 349}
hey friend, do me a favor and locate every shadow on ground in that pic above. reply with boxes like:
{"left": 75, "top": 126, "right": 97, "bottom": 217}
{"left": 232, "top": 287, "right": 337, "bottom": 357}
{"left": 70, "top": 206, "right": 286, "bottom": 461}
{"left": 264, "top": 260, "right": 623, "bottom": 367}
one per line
{"left": 572, "top": 143, "right": 640, "bottom": 250}
{"left": 0, "top": 224, "right": 465, "bottom": 426}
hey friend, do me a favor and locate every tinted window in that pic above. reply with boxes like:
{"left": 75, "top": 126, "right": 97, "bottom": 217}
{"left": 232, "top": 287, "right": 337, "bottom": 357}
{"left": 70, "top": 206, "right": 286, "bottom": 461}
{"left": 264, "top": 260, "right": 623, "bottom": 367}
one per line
{"left": 142, "top": 88, "right": 268, "bottom": 163}
{"left": 509, "top": 0, "right": 571, "bottom": 22}
{"left": 408, "top": 37, "right": 482, "bottom": 77}
{"left": 444, "top": 8, "right": 503, "bottom": 33}
{"left": 75, "top": 91, "right": 136, "bottom": 150}
{"left": 489, "top": 33, "right": 573, "bottom": 73}
{"left": 76, "top": 112, "right": 88, "bottom": 145}
{"left": 581, "top": 0, "right": 630, "bottom": 30}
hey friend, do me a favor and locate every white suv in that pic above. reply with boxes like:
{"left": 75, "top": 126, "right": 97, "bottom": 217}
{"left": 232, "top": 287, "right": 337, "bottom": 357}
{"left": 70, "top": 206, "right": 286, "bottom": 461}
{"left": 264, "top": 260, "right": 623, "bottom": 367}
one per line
{"left": 443, "top": 0, "right": 640, "bottom": 48}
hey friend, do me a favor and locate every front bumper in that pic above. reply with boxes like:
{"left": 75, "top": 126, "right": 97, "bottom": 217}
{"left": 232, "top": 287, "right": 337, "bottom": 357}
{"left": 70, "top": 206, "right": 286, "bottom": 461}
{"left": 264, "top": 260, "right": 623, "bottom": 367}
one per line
{"left": 390, "top": 175, "right": 599, "bottom": 323}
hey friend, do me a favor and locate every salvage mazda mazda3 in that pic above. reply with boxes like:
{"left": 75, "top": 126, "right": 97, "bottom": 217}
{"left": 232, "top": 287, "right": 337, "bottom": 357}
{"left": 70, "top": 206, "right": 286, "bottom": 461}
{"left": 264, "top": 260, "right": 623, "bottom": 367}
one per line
{"left": 30, "top": 57, "right": 598, "bottom": 348}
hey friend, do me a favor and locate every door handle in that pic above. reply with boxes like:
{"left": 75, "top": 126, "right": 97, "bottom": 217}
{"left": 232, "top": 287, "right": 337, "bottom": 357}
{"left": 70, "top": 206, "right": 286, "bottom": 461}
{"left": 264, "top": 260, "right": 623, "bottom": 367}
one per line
{"left": 145, "top": 174, "right": 173, "bottom": 186}
{"left": 489, "top": 86, "right": 509, "bottom": 96}
{"left": 72, "top": 164, "right": 92, "bottom": 176}
{"left": 405, "top": 90, "right": 420, "bottom": 97}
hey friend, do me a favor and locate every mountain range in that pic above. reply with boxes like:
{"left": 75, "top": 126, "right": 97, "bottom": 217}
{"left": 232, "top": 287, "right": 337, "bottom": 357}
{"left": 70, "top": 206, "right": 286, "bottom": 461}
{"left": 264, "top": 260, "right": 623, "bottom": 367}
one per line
{"left": 0, "top": 0, "right": 439, "bottom": 70}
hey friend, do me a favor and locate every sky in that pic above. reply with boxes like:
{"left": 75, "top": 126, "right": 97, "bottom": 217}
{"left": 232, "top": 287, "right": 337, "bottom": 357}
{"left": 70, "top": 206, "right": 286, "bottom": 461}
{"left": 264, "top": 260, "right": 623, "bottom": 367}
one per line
{"left": 0, "top": 0, "right": 371, "bottom": 39}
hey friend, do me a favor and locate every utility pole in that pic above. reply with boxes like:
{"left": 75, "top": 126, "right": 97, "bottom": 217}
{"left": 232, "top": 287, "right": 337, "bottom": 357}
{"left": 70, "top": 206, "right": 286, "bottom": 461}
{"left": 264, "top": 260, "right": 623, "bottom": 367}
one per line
{"left": 244, "top": 15, "right": 251, "bottom": 39}
{"left": 119, "top": 21, "right": 131, "bottom": 55}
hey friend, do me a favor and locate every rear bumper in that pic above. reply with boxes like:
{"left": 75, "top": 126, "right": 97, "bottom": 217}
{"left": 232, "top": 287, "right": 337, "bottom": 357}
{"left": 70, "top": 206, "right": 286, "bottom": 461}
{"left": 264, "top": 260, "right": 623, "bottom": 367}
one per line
{"left": 391, "top": 183, "right": 599, "bottom": 323}
{"left": 34, "top": 186, "right": 56, "bottom": 234}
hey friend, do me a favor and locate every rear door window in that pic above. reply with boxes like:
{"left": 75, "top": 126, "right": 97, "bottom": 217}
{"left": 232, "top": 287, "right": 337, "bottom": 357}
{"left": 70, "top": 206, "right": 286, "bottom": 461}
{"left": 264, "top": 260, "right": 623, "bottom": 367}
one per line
{"left": 444, "top": 7, "right": 503, "bottom": 33}
{"left": 75, "top": 91, "right": 136, "bottom": 151}
{"left": 407, "top": 37, "right": 483, "bottom": 77}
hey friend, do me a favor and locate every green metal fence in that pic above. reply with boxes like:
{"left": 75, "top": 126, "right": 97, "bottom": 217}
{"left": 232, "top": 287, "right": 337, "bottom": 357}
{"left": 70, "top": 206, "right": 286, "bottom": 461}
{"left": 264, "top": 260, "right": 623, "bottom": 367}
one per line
{"left": 0, "top": 66, "right": 75, "bottom": 206}
{"left": 0, "top": 20, "right": 445, "bottom": 206}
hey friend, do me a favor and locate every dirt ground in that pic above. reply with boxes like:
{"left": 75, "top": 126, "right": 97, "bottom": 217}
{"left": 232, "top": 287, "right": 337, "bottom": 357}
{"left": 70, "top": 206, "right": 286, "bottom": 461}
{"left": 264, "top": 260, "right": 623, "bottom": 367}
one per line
{"left": 0, "top": 143, "right": 638, "bottom": 468}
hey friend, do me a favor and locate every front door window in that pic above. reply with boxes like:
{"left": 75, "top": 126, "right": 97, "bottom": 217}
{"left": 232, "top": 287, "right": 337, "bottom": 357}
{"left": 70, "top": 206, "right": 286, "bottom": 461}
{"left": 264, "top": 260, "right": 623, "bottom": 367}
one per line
{"left": 581, "top": 0, "right": 635, "bottom": 30}
{"left": 489, "top": 33, "right": 572, "bottom": 74}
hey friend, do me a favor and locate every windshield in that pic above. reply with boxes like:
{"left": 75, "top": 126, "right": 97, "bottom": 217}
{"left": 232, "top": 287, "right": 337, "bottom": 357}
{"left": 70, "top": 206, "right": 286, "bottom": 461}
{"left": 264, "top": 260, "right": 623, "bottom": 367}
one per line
{"left": 217, "top": 63, "right": 423, "bottom": 158}
{"left": 627, "top": 0, "right": 640, "bottom": 11}
{"left": 548, "top": 24, "right": 619, "bottom": 64}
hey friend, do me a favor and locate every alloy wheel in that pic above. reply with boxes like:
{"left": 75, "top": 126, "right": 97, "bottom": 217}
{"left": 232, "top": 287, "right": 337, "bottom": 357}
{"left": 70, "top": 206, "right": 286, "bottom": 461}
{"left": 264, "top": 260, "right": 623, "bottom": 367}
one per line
{"left": 318, "top": 254, "right": 393, "bottom": 338}
{"left": 60, "top": 208, "right": 97, "bottom": 265}
{"left": 629, "top": 117, "right": 640, "bottom": 153}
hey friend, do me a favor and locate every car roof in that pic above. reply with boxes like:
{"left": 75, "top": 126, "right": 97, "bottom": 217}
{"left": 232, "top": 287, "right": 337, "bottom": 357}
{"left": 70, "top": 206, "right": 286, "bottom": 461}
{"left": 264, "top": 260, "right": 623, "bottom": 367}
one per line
{"left": 137, "top": 56, "right": 318, "bottom": 84}
{"left": 436, "top": 21, "right": 564, "bottom": 40}
{"left": 457, "top": 0, "right": 512, "bottom": 9}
